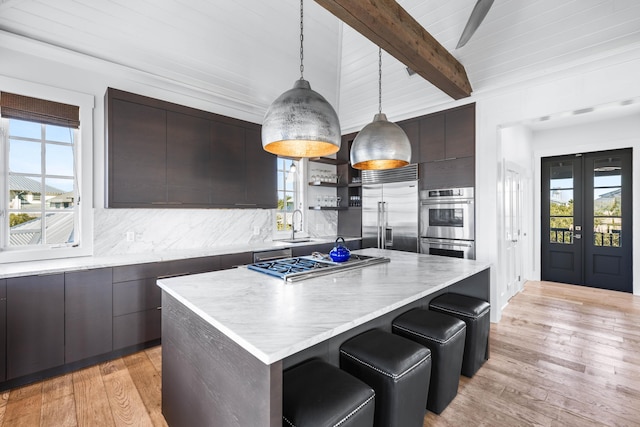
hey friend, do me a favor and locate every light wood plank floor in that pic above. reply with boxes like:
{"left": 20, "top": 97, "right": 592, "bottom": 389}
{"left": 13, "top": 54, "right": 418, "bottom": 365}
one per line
{"left": 0, "top": 280, "right": 638, "bottom": 426}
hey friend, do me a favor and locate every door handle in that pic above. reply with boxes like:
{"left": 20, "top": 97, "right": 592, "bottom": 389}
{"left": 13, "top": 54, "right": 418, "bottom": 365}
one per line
{"left": 574, "top": 234, "right": 582, "bottom": 239}
{"left": 386, "top": 227, "right": 393, "bottom": 246}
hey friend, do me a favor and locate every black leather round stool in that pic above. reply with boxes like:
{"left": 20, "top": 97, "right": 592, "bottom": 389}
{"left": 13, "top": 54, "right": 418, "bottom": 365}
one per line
{"left": 340, "top": 329, "right": 432, "bottom": 427}
{"left": 283, "top": 359, "right": 375, "bottom": 427}
{"left": 429, "top": 293, "right": 491, "bottom": 377}
{"left": 392, "top": 308, "right": 466, "bottom": 414}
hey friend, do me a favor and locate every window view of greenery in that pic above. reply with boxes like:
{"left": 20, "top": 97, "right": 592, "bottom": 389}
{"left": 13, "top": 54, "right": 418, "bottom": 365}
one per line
{"left": 593, "top": 158, "right": 622, "bottom": 247}
{"left": 6, "top": 118, "right": 77, "bottom": 247}
{"left": 275, "top": 158, "right": 298, "bottom": 232}
{"left": 549, "top": 162, "right": 574, "bottom": 244}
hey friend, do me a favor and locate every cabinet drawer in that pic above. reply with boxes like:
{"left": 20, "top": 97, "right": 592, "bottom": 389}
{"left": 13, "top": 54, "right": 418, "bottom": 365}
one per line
{"left": 113, "top": 278, "right": 161, "bottom": 316}
{"left": 220, "top": 252, "right": 252, "bottom": 269}
{"left": 164, "top": 256, "right": 220, "bottom": 277}
{"left": 113, "top": 262, "right": 165, "bottom": 283}
{"left": 113, "top": 308, "right": 161, "bottom": 350}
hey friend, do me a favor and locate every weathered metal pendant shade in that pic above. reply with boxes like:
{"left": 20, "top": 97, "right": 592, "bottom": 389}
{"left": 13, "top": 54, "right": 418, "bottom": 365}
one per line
{"left": 350, "top": 113, "right": 411, "bottom": 170}
{"left": 262, "top": 79, "right": 340, "bottom": 157}
{"left": 261, "top": 0, "right": 340, "bottom": 158}
{"left": 350, "top": 48, "right": 411, "bottom": 170}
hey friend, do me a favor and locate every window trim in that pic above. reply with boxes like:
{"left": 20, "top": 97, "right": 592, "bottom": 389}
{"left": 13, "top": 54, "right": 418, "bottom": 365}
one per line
{"left": 0, "top": 75, "right": 94, "bottom": 263}
{"left": 274, "top": 158, "right": 306, "bottom": 239}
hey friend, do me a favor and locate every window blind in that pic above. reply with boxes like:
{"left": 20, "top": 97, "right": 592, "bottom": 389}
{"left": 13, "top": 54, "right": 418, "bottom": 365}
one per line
{"left": 0, "top": 91, "right": 80, "bottom": 128}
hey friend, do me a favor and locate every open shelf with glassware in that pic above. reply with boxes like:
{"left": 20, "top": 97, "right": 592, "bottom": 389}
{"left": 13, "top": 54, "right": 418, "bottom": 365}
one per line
{"left": 308, "top": 157, "right": 343, "bottom": 165}
{"left": 309, "top": 206, "right": 348, "bottom": 211}
{"left": 308, "top": 181, "right": 345, "bottom": 187}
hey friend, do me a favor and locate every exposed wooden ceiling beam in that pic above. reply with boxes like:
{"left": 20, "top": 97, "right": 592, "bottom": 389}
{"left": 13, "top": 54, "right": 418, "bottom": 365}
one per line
{"left": 314, "top": 0, "right": 472, "bottom": 100}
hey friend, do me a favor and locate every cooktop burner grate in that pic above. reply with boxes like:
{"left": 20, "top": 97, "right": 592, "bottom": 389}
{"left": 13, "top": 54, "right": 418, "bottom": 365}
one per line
{"left": 247, "top": 254, "right": 389, "bottom": 281}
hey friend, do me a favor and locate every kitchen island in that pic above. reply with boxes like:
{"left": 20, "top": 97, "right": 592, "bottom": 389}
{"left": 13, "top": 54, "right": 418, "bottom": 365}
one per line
{"left": 157, "top": 248, "right": 491, "bottom": 427}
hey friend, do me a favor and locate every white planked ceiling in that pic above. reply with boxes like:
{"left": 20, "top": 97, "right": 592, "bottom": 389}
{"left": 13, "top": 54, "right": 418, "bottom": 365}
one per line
{"left": 1, "top": 0, "right": 640, "bottom": 131}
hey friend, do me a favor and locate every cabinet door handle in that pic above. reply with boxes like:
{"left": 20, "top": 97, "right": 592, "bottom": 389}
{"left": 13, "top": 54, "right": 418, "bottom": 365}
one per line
{"left": 156, "top": 306, "right": 162, "bottom": 310}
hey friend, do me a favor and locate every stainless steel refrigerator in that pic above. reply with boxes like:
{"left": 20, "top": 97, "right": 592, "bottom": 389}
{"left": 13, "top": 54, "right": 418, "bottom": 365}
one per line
{"left": 362, "top": 180, "right": 419, "bottom": 252}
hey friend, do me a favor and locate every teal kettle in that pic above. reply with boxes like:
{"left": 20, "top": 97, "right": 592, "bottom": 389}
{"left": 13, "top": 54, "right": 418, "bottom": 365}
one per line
{"left": 329, "top": 237, "right": 351, "bottom": 262}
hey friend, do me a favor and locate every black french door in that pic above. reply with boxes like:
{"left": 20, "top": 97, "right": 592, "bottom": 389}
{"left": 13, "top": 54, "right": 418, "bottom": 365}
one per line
{"left": 541, "top": 149, "right": 633, "bottom": 292}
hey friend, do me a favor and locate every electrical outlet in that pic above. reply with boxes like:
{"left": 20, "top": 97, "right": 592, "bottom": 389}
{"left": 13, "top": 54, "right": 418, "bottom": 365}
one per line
{"left": 126, "top": 231, "right": 134, "bottom": 242}
{"left": 135, "top": 232, "right": 143, "bottom": 241}
{"left": 253, "top": 226, "right": 261, "bottom": 236}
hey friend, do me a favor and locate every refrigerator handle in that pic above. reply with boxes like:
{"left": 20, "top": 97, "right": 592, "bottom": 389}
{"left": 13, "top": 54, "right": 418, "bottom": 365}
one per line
{"left": 377, "top": 201, "right": 383, "bottom": 249}
{"left": 384, "top": 202, "right": 392, "bottom": 247}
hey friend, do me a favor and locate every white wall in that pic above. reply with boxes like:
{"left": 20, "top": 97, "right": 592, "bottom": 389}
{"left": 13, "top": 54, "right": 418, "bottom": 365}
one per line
{"left": 497, "top": 125, "right": 534, "bottom": 312}
{"left": 475, "top": 46, "right": 640, "bottom": 322}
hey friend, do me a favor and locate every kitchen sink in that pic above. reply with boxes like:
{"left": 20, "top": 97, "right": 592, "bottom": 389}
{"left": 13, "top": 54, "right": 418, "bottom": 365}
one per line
{"left": 278, "top": 238, "right": 314, "bottom": 244}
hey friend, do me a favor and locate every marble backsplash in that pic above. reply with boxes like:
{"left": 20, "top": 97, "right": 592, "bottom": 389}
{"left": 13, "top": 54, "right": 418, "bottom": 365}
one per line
{"left": 93, "top": 208, "right": 337, "bottom": 256}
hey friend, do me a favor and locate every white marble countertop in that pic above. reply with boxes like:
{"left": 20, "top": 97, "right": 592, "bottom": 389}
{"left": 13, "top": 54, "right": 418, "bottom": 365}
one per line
{"left": 0, "top": 236, "right": 360, "bottom": 279}
{"left": 157, "top": 248, "right": 491, "bottom": 365}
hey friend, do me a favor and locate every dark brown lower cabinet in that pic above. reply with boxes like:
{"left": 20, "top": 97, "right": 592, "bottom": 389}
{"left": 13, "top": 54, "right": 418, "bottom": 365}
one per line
{"left": 65, "top": 268, "right": 113, "bottom": 364}
{"left": 291, "top": 242, "right": 348, "bottom": 257}
{"left": 113, "top": 308, "right": 161, "bottom": 350}
{"left": 0, "top": 251, "right": 264, "bottom": 388}
{"left": 113, "top": 263, "right": 163, "bottom": 351}
{"left": 6, "top": 274, "right": 65, "bottom": 380}
{"left": 0, "top": 280, "right": 6, "bottom": 382}
{"left": 220, "top": 252, "right": 252, "bottom": 269}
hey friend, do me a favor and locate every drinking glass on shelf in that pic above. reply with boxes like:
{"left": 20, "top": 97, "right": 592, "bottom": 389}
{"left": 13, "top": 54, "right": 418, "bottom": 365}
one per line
{"left": 323, "top": 195, "right": 329, "bottom": 207}
{"left": 316, "top": 195, "right": 322, "bottom": 208}
{"left": 336, "top": 196, "right": 342, "bottom": 207}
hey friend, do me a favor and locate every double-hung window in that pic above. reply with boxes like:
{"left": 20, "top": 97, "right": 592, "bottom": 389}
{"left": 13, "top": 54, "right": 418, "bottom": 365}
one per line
{"left": 0, "top": 80, "right": 93, "bottom": 262}
{"left": 275, "top": 157, "right": 303, "bottom": 237}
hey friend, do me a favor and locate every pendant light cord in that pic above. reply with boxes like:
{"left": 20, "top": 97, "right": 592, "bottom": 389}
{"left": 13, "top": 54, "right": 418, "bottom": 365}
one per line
{"left": 300, "top": 0, "right": 304, "bottom": 80}
{"left": 378, "top": 47, "right": 382, "bottom": 114}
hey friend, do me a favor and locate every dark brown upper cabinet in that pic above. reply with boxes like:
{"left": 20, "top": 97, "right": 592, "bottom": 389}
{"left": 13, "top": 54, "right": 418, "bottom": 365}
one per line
{"left": 106, "top": 88, "right": 276, "bottom": 209}
{"left": 108, "top": 98, "right": 167, "bottom": 206}
{"left": 397, "top": 119, "right": 420, "bottom": 164}
{"left": 167, "top": 111, "right": 212, "bottom": 206}
{"left": 419, "top": 113, "right": 445, "bottom": 163}
{"left": 245, "top": 127, "right": 277, "bottom": 208}
{"left": 419, "top": 104, "right": 475, "bottom": 163}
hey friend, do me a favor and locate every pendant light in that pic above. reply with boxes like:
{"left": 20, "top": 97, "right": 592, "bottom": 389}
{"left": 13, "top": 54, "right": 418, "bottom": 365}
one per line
{"left": 262, "top": 0, "right": 341, "bottom": 158}
{"left": 350, "top": 48, "right": 411, "bottom": 170}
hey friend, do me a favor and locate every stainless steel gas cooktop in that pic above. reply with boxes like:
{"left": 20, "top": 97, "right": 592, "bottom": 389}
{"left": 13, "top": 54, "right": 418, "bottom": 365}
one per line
{"left": 247, "top": 254, "right": 389, "bottom": 282}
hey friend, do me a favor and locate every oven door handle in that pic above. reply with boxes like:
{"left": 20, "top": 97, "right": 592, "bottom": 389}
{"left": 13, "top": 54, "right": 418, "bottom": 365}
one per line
{"left": 423, "top": 239, "right": 474, "bottom": 248}
{"left": 421, "top": 200, "right": 473, "bottom": 206}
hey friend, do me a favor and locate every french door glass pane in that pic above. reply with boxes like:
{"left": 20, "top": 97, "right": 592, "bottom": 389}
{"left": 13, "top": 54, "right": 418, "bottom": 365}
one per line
{"left": 549, "top": 162, "right": 574, "bottom": 244}
{"left": 593, "top": 157, "right": 622, "bottom": 247}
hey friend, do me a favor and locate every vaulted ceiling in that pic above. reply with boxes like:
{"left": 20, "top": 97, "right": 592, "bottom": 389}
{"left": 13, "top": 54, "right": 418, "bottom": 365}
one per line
{"left": 1, "top": 0, "right": 639, "bottom": 132}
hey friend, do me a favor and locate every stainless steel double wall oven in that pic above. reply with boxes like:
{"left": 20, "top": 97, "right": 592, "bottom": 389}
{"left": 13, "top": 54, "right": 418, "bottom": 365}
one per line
{"left": 420, "top": 187, "right": 475, "bottom": 259}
